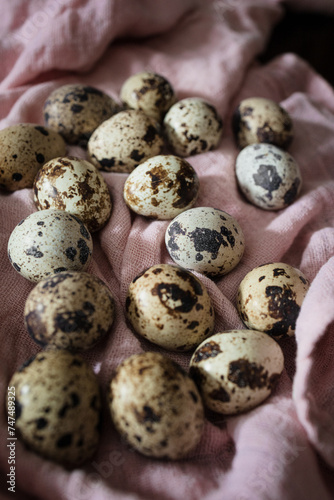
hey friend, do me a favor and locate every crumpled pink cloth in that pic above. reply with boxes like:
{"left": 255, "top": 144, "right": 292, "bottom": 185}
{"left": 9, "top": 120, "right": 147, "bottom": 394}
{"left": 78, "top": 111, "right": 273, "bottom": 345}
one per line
{"left": 1, "top": 0, "right": 334, "bottom": 499}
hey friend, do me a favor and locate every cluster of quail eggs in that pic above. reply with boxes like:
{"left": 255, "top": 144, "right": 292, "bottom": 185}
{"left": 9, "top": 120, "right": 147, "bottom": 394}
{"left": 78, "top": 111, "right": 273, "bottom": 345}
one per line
{"left": 232, "top": 96, "right": 302, "bottom": 210}
{"left": 3, "top": 72, "right": 310, "bottom": 466}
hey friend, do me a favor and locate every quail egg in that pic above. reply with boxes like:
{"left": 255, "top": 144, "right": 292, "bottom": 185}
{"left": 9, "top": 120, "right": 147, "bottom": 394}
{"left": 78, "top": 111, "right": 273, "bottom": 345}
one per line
{"left": 43, "top": 84, "right": 120, "bottom": 146}
{"left": 88, "top": 109, "right": 164, "bottom": 173}
{"left": 8, "top": 209, "right": 93, "bottom": 282}
{"left": 109, "top": 351, "right": 204, "bottom": 459}
{"left": 163, "top": 97, "right": 223, "bottom": 157}
{"left": 237, "top": 262, "right": 310, "bottom": 339}
{"left": 33, "top": 156, "right": 112, "bottom": 232}
{"left": 0, "top": 124, "right": 66, "bottom": 191}
{"left": 165, "top": 207, "right": 245, "bottom": 277}
{"left": 123, "top": 154, "right": 199, "bottom": 219}
{"left": 232, "top": 97, "right": 293, "bottom": 150}
{"left": 235, "top": 143, "right": 302, "bottom": 210}
{"left": 120, "top": 71, "right": 176, "bottom": 122}
{"left": 7, "top": 349, "right": 102, "bottom": 466}
{"left": 24, "top": 271, "right": 115, "bottom": 351}
{"left": 125, "top": 264, "right": 214, "bottom": 351}
{"left": 190, "top": 330, "right": 284, "bottom": 414}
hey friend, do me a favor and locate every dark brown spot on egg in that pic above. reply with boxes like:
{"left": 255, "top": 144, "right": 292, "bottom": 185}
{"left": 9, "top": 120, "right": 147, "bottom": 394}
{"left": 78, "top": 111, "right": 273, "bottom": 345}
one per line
{"left": 12, "top": 173, "right": 23, "bottom": 182}
{"left": 36, "top": 417, "right": 48, "bottom": 429}
{"left": 135, "top": 405, "right": 161, "bottom": 425}
{"left": 209, "top": 387, "right": 230, "bottom": 402}
{"left": 193, "top": 341, "right": 221, "bottom": 363}
{"left": 56, "top": 433, "right": 73, "bottom": 448}
{"left": 265, "top": 284, "right": 300, "bottom": 337}
{"left": 283, "top": 178, "right": 301, "bottom": 205}
{"left": 34, "top": 126, "right": 49, "bottom": 136}
{"left": 142, "top": 125, "right": 158, "bottom": 144}
{"left": 228, "top": 359, "right": 269, "bottom": 389}
{"left": 151, "top": 282, "right": 198, "bottom": 313}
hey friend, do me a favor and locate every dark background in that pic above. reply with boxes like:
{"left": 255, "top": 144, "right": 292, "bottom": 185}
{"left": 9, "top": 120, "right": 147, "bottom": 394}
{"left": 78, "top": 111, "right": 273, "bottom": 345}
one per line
{"left": 260, "top": 5, "right": 334, "bottom": 87}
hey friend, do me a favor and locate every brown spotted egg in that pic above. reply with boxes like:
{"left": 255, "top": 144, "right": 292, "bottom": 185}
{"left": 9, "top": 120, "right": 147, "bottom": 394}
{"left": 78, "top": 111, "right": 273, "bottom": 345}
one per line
{"left": 235, "top": 143, "right": 302, "bottom": 210}
{"left": 24, "top": 271, "right": 115, "bottom": 351}
{"left": 163, "top": 97, "right": 223, "bottom": 156}
{"left": 190, "top": 330, "right": 284, "bottom": 414}
{"left": 7, "top": 349, "right": 102, "bottom": 466}
{"left": 87, "top": 109, "right": 164, "bottom": 173}
{"left": 120, "top": 71, "right": 176, "bottom": 122}
{"left": 125, "top": 264, "right": 214, "bottom": 351}
{"left": 8, "top": 209, "right": 93, "bottom": 282}
{"left": 109, "top": 351, "right": 204, "bottom": 459}
{"left": 43, "top": 84, "right": 120, "bottom": 146}
{"left": 33, "top": 156, "right": 112, "bottom": 232}
{"left": 0, "top": 124, "right": 66, "bottom": 191}
{"left": 165, "top": 207, "right": 245, "bottom": 277}
{"left": 237, "top": 263, "right": 310, "bottom": 339}
{"left": 123, "top": 155, "right": 199, "bottom": 220}
{"left": 232, "top": 97, "right": 293, "bottom": 150}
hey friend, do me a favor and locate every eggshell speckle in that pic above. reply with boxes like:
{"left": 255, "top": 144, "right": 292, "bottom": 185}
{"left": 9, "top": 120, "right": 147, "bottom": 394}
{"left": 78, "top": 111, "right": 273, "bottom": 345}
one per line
{"left": 109, "top": 351, "right": 204, "bottom": 459}
{"left": 123, "top": 154, "right": 199, "bottom": 220}
{"left": 33, "top": 156, "right": 112, "bottom": 232}
{"left": 7, "top": 349, "right": 102, "bottom": 466}
{"left": 125, "top": 264, "right": 215, "bottom": 351}
{"left": 235, "top": 143, "right": 302, "bottom": 210}
{"left": 232, "top": 97, "right": 293, "bottom": 150}
{"left": 88, "top": 109, "right": 164, "bottom": 173}
{"left": 43, "top": 84, "right": 120, "bottom": 146}
{"left": 24, "top": 271, "right": 115, "bottom": 351}
{"left": 0, "top": 124, "right": 66, "bottom": 191}
{"left": 190, "top": 330, "right": 284, "bottom": 414}
{"left": 163, "top": 98, "right": 223, "bottom": 157}
{"left": 8, "top": 209, "right": 93, "bottom": 282}
{"left": 120, "top": 72, "right": 176, "bottom": 122}
{"left": 237, "top": 262, "right": 310, "bottom": 339}
{"left": 165, "top": 207, "right": 245, "bottom": 277}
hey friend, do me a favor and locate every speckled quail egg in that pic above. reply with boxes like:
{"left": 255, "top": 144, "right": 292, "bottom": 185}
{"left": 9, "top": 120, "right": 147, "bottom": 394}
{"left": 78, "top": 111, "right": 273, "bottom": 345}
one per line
{"left": 87, "top": 109, "right": 164, "bottom": 173}
{"left": 8, "top": 209, "right": 93, "bottom": 282}
{"left": 123, "top": 155, "right": 199, "bottom": 220}
{"left": 237, "top": 262, "right": 310, "bottom": 339}
{"left": 165, "top": 207, "right": 244, "bottom": 277}
{"left": 235, "top": 143, "right": 302, "bottom": 210}
{"left": 109, "top": 351, "right": 204, "bottom": 459}
{"left": 0, "top": 124, "right": 66, "bottom": 191}
{"left": 7, "top": 349, "right": 101, "bottom": 466}
{"left": 125, "top": 264, "right": 214, "bottom": 351}
{"left": 189, "top": 329, "right": 284, "bottom": 414}
{"left": 163, "top": 98, "right": 223, "bottom": 157}
{"left": 43, "top": 84, "right": 120, "bottom": 146}
{"left": 24, "top": 271, "right": 115, "bottom": 351}
{"left": 33, "top": 156, "right": 112, "bottom": 232}
{"left": 232, "top": 97, "right": 293, "bottom": 150}
{"left": 120, "top": 71, "right": 176, "bottom": 123}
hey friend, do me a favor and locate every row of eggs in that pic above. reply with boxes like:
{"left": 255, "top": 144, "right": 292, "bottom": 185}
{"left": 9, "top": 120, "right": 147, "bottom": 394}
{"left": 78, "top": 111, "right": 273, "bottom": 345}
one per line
{"left": 8, "top": 256, "right": 308, "bottom": 466}
{"left": 0, "top": 71, "right": 301, "bottom": 212}
{"left": 4, "top": 72, "right": 307, "bottom": 467}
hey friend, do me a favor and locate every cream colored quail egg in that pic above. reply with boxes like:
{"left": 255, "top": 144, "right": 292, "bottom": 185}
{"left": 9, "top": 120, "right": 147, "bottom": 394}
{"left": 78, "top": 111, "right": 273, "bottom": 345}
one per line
{"left": 33, "top": 156, "right": 112, "bottom": 232}
{"left": 0, "top": 124, "right": 66, "bottom": 191}
{"left": 125, "top": 264, "right": 214, "bottom": 351}
{"left": 235, "top": 143, "right": 302, "bottom": 210}
{"left": 7, "top": 349, "right": 102, "bottom": 466}
{"left": 165, "top": 207, "right": 244, "bottom": 277}
{"left": 43, "top": 84, "right": 120, "bottom": 146}
{"left": 24, "top": 271, "right": 115, "bottom": 351}
{"left": 123, "top": 154, "right": 199, "bottom": 220}
{"left": 190, "top": 329, "right": 284, "bottom": 414}
{"left": 88, "top": 109, "right": 164, "bottom": 173}
{"left": 163, "top": 97, "right": 223, "bottom": 156}
{"left": 237, "top": 262, "right": 310, "bottom": 339}
{"left": 232, "top": 97, "right": 293, "bottom": 150}
{"left": 120, "top": 71, "right": 176, "bottom": 122}
{"left": 8, "top": 209, "right": 93, "bottom": 282}
{"left": 109, "top": 351, "right": 204, "bottom": 459}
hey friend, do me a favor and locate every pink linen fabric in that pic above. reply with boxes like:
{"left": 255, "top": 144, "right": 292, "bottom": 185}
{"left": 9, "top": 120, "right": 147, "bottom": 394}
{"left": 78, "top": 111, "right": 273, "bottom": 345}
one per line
{"left": 1, "top": 0, "right": 334, "bottom": 498}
